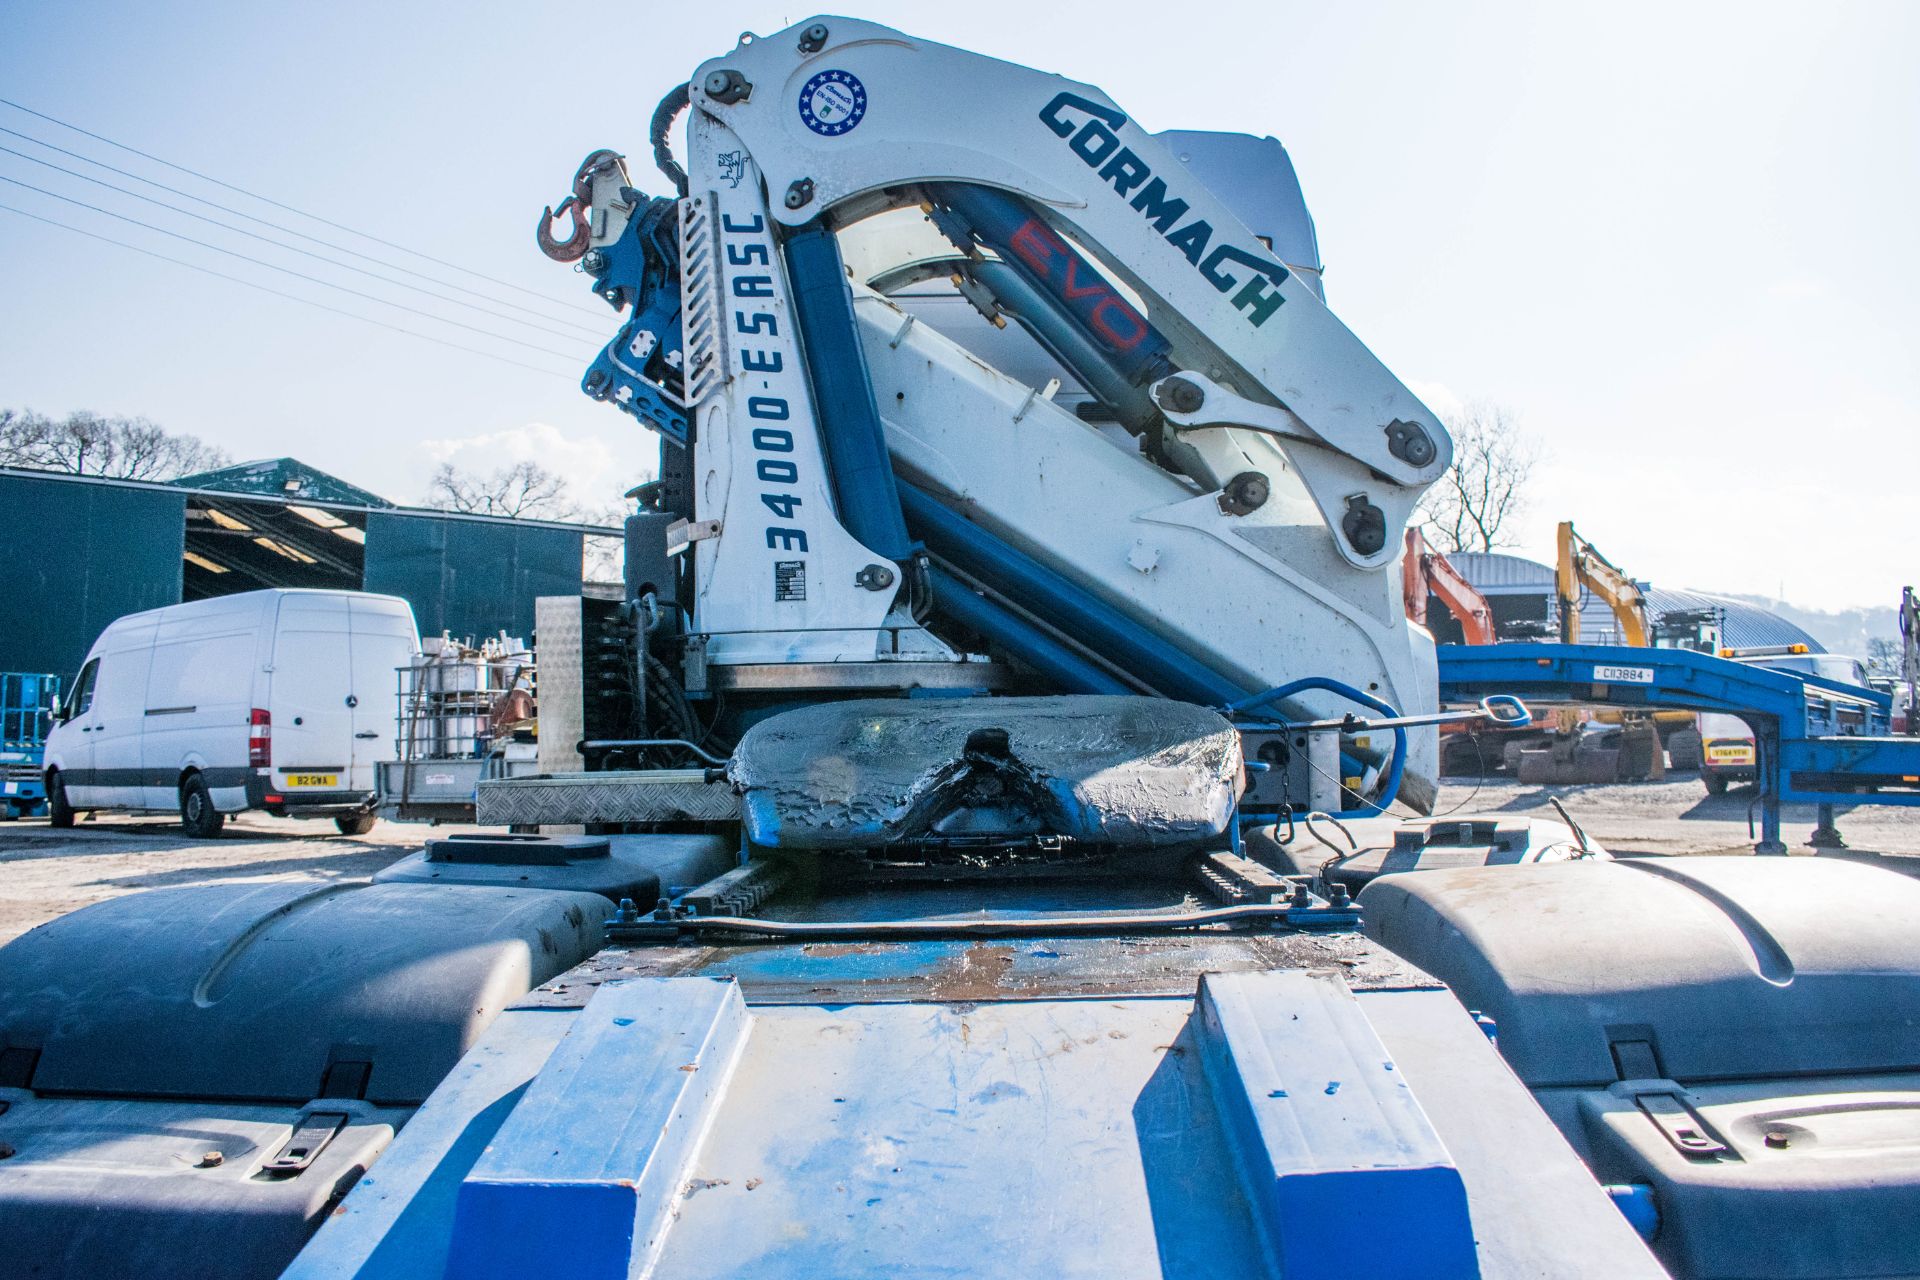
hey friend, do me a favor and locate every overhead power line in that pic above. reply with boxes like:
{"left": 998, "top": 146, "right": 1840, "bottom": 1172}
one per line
{"left": 0, "top": 173, "right": 597, "bottom": 364}
{"left": 0, "top": 142, "right": 607, "bottom": 343}
{"left": 0, "top": 123, "right": 610, "bottom": 328}
{"left": 0, "top": 201, "right": 580, "bottom": 380}
{"left": 0, "top": 96, "right": 606, "bottom": 317}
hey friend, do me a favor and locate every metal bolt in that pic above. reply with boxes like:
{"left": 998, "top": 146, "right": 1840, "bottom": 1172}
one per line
{"left": 199, "top": 1150, "right": 224, "bottom": 1167}
{"left": 798, "top": 22, "right": 830, "bottom": 53}
{"left": 0, "top": 1143, "right": 14, "bottom": 1160}
{"left": 1341, "top": 494, "right": 1388, "bottom": 556}
{"left": 1218, "top": 470, "right": 1270, "bottom": 517}
{"left": 784, "top": 178, "right": 816, "bottom": 210}
{"left": 1157, "top": 377, "right": 1205, "bottom": 415}
{"left": 703, "top": 69, "right": 752, "bottom": 104}
{"left": 1763, "top": 1129, "right": 1791, "bottom": 1149}
{"left": 1384, "top": 419, "right": 1436, "bottom": 468}
{"left": 855, "top": 564, "right": 897, "bottom": 591}
{"left": 582, "top": 250, "right": 607, "bottom": 272}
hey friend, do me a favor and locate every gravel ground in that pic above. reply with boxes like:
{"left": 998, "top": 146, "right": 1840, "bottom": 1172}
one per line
{"left": 0, "top": 772, "right": 1913, "bottom": 945}
{"left": 0, "top": 811, "right": 478, "bottom": 946}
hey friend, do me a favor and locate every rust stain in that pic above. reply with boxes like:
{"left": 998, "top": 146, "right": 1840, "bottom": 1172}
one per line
{"left": 925, "top": 942, "right": 1020, "bottom": 1002}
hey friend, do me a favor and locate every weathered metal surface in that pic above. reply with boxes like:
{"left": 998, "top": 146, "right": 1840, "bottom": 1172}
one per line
{"left": 730, "top": 695, "right": 1240, "bottom": 850}
{"left": 290, "top": 977, "right": 1663, "bottom": 1279}
{"left": 441, "top": 978, "right": 749, "bottom": 1280}
{"left": 521, "top": 930, "right": 1436, "bottom": 1008}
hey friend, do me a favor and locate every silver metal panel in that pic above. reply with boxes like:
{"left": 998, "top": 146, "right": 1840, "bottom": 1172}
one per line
{"left": 533, "top": 596, "right": 585, "bottom": 775}
{"left": 475, "top": 770, "right": 737, "bottom": 826}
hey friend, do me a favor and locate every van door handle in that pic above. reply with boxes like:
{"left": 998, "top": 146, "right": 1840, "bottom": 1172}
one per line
{"left": 354, "top": 731, "right": 380, "bottom": 739}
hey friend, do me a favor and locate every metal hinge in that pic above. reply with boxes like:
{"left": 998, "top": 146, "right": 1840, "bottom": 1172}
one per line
{"left": 262, "top": 1111, "right": 350, "bottom": 1176}
{"left": 666, "top": 518, "right": 723, "bottom": 556}
{"left": 1634, "top": 1089, "right": 1730, "bottom": 1159}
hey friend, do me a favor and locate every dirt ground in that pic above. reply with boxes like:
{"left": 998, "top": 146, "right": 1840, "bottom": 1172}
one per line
{"left": 0, "top": 774, "right": 1913, "bottom": 945}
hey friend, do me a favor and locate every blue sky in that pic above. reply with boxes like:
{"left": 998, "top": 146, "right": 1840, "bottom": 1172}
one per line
{"left": 2, "top": 1, "right": 1915, "bottom": 610}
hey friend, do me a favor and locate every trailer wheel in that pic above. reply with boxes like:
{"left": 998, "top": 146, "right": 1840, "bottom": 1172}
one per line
{"left": 179, "top": 774, "right": 225, "bottom": 838}
{"left": 46, "top": 772, "right": 75, "bottom": 829}
{"left": 333, "top": 813, "right": 376, "bottom": 836}
{"left": 1703, "top": 772, "right": 1729, "bottom": 796}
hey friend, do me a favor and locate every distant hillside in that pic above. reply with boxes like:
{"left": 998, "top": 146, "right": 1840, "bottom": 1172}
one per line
{"left": 1707, "top": 592, "right": 1900, "bottom": 657}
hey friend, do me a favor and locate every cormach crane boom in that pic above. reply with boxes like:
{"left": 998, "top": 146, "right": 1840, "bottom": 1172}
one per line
{"left": 534, "top": 16, "right": 1454, "bottom": 811}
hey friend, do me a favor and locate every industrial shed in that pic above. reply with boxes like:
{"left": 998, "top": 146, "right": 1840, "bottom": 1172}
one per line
{"left": 0, "top": 460, "right": 618, "bottom": 680}
{"left": 1441, "top": 550, "right": 1823, "bottom": 651}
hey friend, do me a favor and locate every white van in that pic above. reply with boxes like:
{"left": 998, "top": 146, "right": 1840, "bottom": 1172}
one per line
{"left": 43, "top": 590, "right": 419, "bottom": 837}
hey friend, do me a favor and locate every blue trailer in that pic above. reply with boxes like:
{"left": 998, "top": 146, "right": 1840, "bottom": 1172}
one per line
{"left": 0, "top": 672, "right": 59, "bottom": 820}
{"left": 1437, "top": 643, "right": 1920, "bottom": 850}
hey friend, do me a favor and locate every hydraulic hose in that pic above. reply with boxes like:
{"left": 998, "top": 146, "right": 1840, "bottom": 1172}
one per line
{"left": 1228, "top": 676, "right": 1407, "bottom": 816}
{"left": 650, "top": 83, "right": 691, "bottom": 196}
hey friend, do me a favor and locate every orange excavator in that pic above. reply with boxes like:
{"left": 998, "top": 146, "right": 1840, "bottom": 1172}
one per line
{"left": 1403, "top": 527, "right": 1496, "bottom": 645}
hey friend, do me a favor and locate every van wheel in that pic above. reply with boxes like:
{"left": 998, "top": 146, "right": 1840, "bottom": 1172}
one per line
{"left": 179, "top": 774, "right": 225, "bottom": 838}
{"left": 47, "top": 773, "right": 75, "bottom": 829}
{"left": 333, "top": 813, "right": 376, "bottom": 836}
{"left": 1703, "top": 773, "right": 1729, "bottom": 796}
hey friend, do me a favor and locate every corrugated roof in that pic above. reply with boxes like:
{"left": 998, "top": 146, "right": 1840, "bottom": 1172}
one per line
{"left": 170, "top": 457, "right": 394, "bottom": 507}
{"left": 1443, "top": 550, "right": 1823, "bottom": 652}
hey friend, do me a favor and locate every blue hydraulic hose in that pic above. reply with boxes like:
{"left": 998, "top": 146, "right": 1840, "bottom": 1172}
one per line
{"left": 1228, "top": 676, "right": 1405, "bottom": 816}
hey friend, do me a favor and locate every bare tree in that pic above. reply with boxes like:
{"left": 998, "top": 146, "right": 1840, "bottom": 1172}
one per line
{"left": 0, "top": 408, "right": 229, "bottom": 480}
{"left": 1418, "top": 401, "right": 1540, "bottom": 554}
{"left": 427, "top": 460, "right": 579, "bottom": 519}
{"left": 1866, "top": 636, "right": 1902, "bottom": 678}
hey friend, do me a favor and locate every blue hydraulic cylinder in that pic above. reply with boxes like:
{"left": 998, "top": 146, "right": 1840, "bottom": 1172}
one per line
{"left": 926, "top": 566, "right": 1130, "bottom": 696}
{"left": 902, "top": 483, "right": 1243, "bottom": 708}
{"left": 931, "top": 184, "right": 1176, "bottom": 387}
{"left": 782, "top": 224, "right": 914, "bottom": 563}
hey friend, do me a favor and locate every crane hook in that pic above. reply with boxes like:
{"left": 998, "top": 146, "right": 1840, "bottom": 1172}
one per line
{"left": 534, "top": 150, "right": 630, "bottom": 264}
{"left": 536, "top": 194, "right": 591, "bottom": 263}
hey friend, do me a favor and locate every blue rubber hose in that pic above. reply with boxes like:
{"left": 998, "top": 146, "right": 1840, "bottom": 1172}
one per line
{"left": 1227, "top": 676, "right": 1405, "bottom": 816}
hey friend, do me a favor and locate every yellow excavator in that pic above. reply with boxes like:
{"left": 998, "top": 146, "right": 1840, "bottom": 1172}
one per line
{"left": 1556, "top": 521, "right": 1650, "bottom": 647}
{"left": 1514, "top": 521, "right": 1699, "bottom": 782}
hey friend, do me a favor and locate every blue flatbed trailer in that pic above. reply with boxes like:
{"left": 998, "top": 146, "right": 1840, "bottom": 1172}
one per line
{"left": 1436, "top": 643, "right": 1920, "bottom": 850}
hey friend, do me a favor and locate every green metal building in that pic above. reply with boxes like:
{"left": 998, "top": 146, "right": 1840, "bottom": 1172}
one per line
{"left": 1, "top": 459, "right": 617, "bottom": 681}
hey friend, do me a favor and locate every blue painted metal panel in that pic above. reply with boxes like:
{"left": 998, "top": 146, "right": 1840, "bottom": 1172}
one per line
{"left": 440, "top": 978, "right": 749, "bottom": 1280}
{"left": 782, "top": 224, "right": 914, "bottom": 562}
{"left": 1194, "top": 971, "right": 1479, "bottom": 1278}
{"left": 285, "top": 976, "right": 1664, "bottom": 1277}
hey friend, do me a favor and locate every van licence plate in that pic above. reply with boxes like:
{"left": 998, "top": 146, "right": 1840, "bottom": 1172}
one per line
{"left": 284, "top": 774, "right": 339, "bottom": 788}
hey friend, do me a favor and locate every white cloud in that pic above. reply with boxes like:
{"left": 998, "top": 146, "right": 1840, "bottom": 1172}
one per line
{"left": 411, "top": 421, "right": 639, "bottom": 515}
{"left": 1406, "top": 380, "right": 1466, "bottom": 422}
